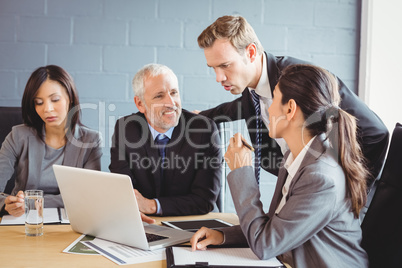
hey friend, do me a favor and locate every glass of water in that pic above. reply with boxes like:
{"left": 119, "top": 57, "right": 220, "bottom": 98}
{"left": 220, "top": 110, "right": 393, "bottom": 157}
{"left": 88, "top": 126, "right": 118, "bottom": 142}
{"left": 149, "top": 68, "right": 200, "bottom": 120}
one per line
{"left": 24, "top": 190, "right": 44, "bottom": 236}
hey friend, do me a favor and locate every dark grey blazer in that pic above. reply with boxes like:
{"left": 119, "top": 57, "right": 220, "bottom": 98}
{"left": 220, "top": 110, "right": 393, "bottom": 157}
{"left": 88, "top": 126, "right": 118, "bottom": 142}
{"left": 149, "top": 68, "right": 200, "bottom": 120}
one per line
{"left": 0, "top": 124, "right": 102, "bottom": 209}
{"left": 220, "top": 134, "right": 368, "bottom": 268}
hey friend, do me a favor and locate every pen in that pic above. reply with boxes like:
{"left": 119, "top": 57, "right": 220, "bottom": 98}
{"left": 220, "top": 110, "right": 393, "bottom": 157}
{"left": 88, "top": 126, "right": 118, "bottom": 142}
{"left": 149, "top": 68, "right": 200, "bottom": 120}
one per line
{"left": 241, "top": 139, "right": 255, "bottom": 152}
{"left": 0, "top": 192, "right": 10, "bottom": 197}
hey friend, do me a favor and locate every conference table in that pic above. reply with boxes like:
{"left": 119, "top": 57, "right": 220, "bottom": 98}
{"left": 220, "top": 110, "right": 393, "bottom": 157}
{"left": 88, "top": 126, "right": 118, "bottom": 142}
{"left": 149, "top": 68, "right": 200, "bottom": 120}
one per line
{"left": 0, "top": 213, "right": 240, "bottom": 268}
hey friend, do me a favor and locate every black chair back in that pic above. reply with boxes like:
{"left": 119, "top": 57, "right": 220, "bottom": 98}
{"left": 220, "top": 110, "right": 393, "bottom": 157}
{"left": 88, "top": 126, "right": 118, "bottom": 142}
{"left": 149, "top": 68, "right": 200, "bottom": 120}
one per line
{"left": 361, "top": 122, "right": 402, "bottom": 267}
{"left": 0, "top": 107, "right": 23, "bottom": 194}
{"left": 0, "top": 107, "right": 23, "bottom": 147}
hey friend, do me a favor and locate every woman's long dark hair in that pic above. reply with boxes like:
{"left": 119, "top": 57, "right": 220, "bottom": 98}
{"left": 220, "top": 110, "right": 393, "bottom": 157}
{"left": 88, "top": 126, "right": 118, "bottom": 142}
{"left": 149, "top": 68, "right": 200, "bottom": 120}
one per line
{"left": 21, "top": 65, "right": 81, "bottom": 139}
{"left": 278, "top": 64, "right": 368, "bottom": 218}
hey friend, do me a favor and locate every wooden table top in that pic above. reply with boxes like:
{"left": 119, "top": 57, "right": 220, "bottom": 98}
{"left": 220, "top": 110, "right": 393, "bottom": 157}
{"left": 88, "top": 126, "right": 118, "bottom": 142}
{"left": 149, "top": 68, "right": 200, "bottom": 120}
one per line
{"left": 0, "top": 212, "right": 239, "bottom": 268}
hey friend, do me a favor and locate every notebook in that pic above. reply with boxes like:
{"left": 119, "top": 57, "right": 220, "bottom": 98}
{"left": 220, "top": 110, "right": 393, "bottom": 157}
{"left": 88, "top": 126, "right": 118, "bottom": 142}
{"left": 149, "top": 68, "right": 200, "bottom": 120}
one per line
{"left": 53, "top": 165, "right": 193, "bottom": 250}
{"left": 0, "top": 208, "right": 69, "bottom": 225}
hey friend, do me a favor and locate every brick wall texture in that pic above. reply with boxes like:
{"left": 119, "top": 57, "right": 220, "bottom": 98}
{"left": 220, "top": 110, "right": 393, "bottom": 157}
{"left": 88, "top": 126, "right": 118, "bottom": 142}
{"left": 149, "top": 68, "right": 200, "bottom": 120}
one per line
{"left": 0, "top": 0, "right": 360, "bottom": 170}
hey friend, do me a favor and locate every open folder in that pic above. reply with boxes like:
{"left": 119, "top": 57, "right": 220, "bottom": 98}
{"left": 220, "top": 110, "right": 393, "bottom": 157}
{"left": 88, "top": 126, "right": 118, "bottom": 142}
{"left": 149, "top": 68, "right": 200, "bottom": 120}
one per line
{"left": 0, "top": 208, "right": 69, "bottom": 225}
{"left": 166, "top": 246, "right": 284, "bottom": 268}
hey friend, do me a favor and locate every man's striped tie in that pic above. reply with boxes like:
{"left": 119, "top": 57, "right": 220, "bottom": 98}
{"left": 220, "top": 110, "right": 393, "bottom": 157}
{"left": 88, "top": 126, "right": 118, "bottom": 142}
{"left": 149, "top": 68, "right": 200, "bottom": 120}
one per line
{"left": 155, "top": 134, "right": 170, "bottom": 181}
{"left": 250, "top": 90, "right": 262, "bottom": 185}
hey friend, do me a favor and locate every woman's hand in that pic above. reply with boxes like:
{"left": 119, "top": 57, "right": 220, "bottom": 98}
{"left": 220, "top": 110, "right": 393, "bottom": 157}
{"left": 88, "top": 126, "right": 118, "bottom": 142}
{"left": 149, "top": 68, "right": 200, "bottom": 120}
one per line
{"left": 224, "top": 133, "right": 253, "bottom": 171}
{"left": 4, "top": 190, "right": 25, "bottom": 217}
{"left": 190, "top": 227, "right": 224, "bottom": 251}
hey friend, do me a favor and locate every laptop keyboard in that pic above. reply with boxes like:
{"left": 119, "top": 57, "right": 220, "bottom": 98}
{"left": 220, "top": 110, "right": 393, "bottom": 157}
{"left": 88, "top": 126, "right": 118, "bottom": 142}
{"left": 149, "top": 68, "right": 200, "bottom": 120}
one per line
{"left": 146, "top": 232, "right": 169, "bottom": 243}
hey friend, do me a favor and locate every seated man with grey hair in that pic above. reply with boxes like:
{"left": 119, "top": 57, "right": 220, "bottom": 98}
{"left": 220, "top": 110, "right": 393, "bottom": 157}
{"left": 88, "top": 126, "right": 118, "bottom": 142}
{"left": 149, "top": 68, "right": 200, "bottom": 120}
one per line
{"left": 109, "top": 63, "right": 222, "bottom": 216}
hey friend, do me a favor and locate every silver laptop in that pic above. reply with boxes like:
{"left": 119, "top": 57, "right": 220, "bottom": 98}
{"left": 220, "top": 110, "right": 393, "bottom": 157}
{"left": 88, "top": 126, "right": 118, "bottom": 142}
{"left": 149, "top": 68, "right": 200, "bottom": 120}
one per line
{"left": 53, "top": 165, "right": 193, "bottom": 250}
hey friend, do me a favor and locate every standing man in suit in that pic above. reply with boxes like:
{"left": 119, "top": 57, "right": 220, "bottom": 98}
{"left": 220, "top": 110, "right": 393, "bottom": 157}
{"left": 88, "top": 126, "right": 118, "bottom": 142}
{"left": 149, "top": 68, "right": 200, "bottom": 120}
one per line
{"left": 197, "top": 15, "right": 388, "bottom": 188}
{"left": 109, "top": 63, "right": 222, "bottom": 216}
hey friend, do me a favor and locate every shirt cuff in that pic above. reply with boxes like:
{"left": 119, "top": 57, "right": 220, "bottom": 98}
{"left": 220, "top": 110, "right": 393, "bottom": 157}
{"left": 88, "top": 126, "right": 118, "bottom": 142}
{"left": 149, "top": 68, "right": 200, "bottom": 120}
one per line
{"left": 154, "top": 198, "right": 162, "bottom": 215}
{"left": 219, "top": 230, "right": 226, "bottom": 245}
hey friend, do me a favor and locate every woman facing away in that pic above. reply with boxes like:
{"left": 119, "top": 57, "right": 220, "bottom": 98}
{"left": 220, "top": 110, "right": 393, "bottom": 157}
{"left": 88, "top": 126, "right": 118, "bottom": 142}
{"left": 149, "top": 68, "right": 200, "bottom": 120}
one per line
{"left": 0, "top": 65, "right": 102, "bottom": 217}
{"left": 190, "top": 64, "right": 369, "bottom": 267}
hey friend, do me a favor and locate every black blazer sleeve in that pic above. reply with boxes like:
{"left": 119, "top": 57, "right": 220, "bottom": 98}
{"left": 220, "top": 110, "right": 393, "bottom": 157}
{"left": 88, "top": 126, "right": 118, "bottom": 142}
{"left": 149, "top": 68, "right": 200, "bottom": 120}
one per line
{"left": 201, "top": 52, "right": 389, "bottom": 185}
{"left": 271, "top": 53, "right": 389, "bottom": 185}
{"left": 336, "top": 78, "right": 389, "bottom": 186}
{"left": 200, "top": 95, "right": 245, "bottom": 124}
{"left": 201, "top": 89, "right": 283, "bottom": 176}
{"left": 109, "top": 114, "right": 142, "bottom": 180}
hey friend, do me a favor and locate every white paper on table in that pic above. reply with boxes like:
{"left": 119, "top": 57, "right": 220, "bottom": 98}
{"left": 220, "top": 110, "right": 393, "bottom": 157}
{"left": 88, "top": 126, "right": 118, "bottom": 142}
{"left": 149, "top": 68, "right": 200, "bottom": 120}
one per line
{"left": 63, "top": 234, "right": 99, "bottom": 255}
{"left": 172, "top": 247, "right": 283, "bottom": 267}
{"left": 0, "top": 208, "right": 69, "bottom": 225}
{"left": 0, "top": 213, "right": 25, "bottom": 225}
{"left": 82, "top": 238, "right": 165, "bottom": 265}
{"left": 42, "top": 208, "right": 61, "bottom": 223}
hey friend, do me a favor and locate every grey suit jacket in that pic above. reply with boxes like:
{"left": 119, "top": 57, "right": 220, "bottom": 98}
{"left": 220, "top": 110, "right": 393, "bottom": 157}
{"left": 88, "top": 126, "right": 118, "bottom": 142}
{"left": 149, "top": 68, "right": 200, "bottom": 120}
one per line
{"left": 221, "top": 134, "right": 368, "bottom": 268}
{"left": 0, "top": 124, "right": 102, "bottom": 209}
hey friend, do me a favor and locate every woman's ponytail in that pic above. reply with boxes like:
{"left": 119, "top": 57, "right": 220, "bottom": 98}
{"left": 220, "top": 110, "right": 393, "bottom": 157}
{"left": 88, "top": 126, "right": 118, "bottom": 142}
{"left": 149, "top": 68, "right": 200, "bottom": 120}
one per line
{"left": 327, "top": 108, "right": 368, "bottom": 218}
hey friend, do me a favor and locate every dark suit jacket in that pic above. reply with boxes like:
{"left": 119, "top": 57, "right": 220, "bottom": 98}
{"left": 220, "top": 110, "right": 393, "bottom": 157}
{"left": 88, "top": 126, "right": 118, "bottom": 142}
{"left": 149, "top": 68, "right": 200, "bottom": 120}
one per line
{"left": 221, "top": 134, "right": 368, "bottom": 267}
{"left": 109, "top": 109, "right": 222, "bottom": 216}
{"left": 200, "top": 52, "right": 389, "bottom": 186}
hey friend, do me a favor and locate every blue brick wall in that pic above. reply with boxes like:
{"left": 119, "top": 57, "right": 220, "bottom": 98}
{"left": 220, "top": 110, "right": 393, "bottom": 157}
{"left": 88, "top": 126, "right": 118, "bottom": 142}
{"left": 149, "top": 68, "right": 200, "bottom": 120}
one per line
{"left": 0, "top": 0, "right": 360, "bottom": 171}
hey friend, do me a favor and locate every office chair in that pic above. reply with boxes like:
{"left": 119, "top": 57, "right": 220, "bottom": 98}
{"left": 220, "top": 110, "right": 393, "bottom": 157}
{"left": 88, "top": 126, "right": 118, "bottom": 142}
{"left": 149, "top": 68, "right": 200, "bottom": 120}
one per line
{"left": 0, "top": 107, "right": 23, "bottom": 194}
{"left": 361, "top": 122, "right": 402, "bottom": 268}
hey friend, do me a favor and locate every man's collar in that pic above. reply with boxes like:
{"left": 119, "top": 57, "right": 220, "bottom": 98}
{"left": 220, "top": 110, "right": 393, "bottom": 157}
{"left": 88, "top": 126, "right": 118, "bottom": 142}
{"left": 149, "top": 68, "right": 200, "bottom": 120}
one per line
{"left": 248, "top": 53, "right": 272, "bottom": 99}
{"left": 148, "top": 124, "right": 174, "bottom": 140}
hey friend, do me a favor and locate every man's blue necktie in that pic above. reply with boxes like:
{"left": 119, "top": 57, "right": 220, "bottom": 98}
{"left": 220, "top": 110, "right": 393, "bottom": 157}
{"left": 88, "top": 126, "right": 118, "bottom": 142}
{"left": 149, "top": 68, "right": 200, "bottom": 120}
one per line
{"left": 250, "top": 90, "right": 262, "bottom": 185}
{"left": 155, "top": 134, "right": 170, "bottom": 181}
